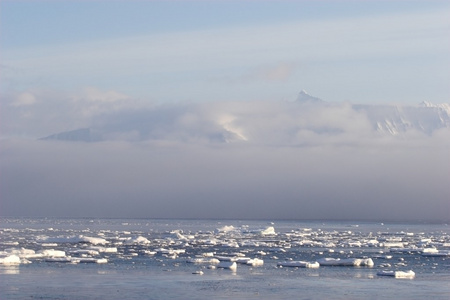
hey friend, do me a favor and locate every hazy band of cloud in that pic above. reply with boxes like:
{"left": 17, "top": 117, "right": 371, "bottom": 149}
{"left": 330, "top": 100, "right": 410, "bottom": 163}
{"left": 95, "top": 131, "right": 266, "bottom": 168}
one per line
{"left": 1, "top": 136, "right": 448, "bottom": 222}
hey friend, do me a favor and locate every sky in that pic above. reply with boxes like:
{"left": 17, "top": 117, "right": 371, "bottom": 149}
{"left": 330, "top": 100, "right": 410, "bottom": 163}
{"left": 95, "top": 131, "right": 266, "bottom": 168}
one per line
{"left": 0, "top": 1, "right": 449, "bottom": 222}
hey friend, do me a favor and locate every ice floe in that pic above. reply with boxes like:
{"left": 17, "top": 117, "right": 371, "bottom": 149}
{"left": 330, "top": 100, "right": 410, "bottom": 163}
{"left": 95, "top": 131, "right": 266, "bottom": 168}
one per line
{"left": 317, "top": 258, "right": 374, "bottom": 267}
{"left": 218, "top": 261, "right": 237, "bottom": 271}
{"left": 377, "top": 270, "right": 415, "bottom": 278}
{"left": 0, "top": 255, "right": 21, "bottom": 265}
{"left": 278, "top": 261, "right": 320, "bottom": 268}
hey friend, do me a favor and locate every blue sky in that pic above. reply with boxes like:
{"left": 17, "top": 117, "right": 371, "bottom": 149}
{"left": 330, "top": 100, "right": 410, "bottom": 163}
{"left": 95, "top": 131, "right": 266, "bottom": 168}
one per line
{"left": 1, "top": 0, "right": 449, "bottom": 104}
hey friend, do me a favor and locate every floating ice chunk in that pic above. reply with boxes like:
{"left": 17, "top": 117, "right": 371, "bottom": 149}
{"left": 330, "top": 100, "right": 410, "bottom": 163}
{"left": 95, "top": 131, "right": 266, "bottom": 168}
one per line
{"left": 37, "top": 235, "right": 108, "bottom": 245}
{"left": 366, "top": 240, "right": 379, "bottom": 247}
{"left": 390, "top": 247, "right": 422, "bottom": 253}
{"left": 37, "top": 249, "right": 66, "bottom": 257}
{"left": 317, "top": 258, "right": 374, "bottom": 267}
{"left": 45, "top": 257, "right": 75, "bottom": 263}
{"left": 78, "top": 258, "right": 108, "bottom": 264}
{"left": 218, "top": 261, "right": 237, "bottom": 271}
{"left": 87, "top": 246, "right": 118, "bottom": 253}
{"left": 5, "top": 248, "right": 37, "bottom": 258}
{"left": 81, "top": 236, "right": 109, "bottom": 245}
{"left": 41, "top": 243, "right": 58, "bottom": 247}
{"left": 377, "top": 270, "right": 415, "bottom": 278}
{"left": 246, "top": 258, "right": 264, "bottom": 266}
{"left": 382, "top": 242, "right": 405, "bottom": 248}
{"left": 45, "top": 257, "right": 107, "bottom": 264}
{"left": 235, "top": 257, "right": 251, "bottom": 264}
{"left": 68, "top": 249, "right": 100, "bottom": 256}
{"left": 123, "top": 236, "right": 150, "bottom": 245}
{"left": 278, "top": 261, "right": 319, "bottom": 268}
{"left": 260, "top": 226, "right": 276, "bottom": 236}
{"left": 0, "top": 255, "right": 21, "bottom": 265}
{"left": 187, "top": 258, "right": 220, "bottom": 264}
{"left": 216, "top": 225, "right": 235, "bottom": 233}
{"left": 192, "top": 270, "right": 204, "bottom": 275}
{"left": 221, "top": 241, "right": 239, "bottom": 248}
{"left": 215, "top": 255, "right": 236, "bottom": 262}
{"left": 421, "top": 249, "right": 450, "bottom": 257}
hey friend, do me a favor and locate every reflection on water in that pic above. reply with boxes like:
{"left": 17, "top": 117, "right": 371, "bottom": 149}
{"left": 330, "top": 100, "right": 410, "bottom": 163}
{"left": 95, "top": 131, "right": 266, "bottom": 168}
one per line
{"left": 0, "top": 265, "right": 20, "bottom": 275}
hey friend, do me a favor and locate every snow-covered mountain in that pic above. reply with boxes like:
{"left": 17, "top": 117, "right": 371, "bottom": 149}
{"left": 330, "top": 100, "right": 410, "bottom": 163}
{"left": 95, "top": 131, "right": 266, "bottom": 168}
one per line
{"left": 40, "top": 92, "right": 450, "bottom": 144}
{"left": 296, "top": 90, "right": 324, "bottom": 103}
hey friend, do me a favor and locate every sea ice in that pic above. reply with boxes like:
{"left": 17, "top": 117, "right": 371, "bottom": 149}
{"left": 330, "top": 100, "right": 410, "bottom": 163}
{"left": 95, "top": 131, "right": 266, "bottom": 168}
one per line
{"left": 0, "top": 255, "right": 21, "bottom": 265}
{"left": 317, "top": 258, "right": 374, "bottom": 267}
{"left": 278, "top": 261, "right": 320, "bottom": 268}
{"left": 377, "top": 270, "right": 415, "bottom": 278}
{"left": 218, "top": 261, "right": 237, "bottom": 271}
{"left": 246, "top": 258, "right": 264, "bottom": 266}
{"left": 37, "top": 249, "right": 66, "bottom": 258}
{"left": 123, "top": 236, "right": 150, "bottom": 245}
{"left": 186, "top": 258, "right": 220, "bottom": 264}
{"left": 421, "top": 249, "right": 450, "bottom": 257}
{"left": 260, "top": 226, "right": 276, "bottom": 236}
{"left": 216, "top": 225, "right": 235, "bottom": 233}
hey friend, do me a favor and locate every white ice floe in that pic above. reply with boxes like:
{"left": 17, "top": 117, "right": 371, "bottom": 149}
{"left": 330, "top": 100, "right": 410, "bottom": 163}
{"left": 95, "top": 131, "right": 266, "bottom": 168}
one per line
{"left": 45, "top": 257, "right": 108, "bottom": 264}
{"left": 86, "top": 246, "right": 118, "bottom": 253}
{"left": 186, "top": 258, "right": 220, "bottom": 264}
{"left": 192, "top": 270, "right": 204, "bottom": 275}
{"left": 218, "top": 261, "right": 237, "bottom": 271}
{"left": 390, "top": 247, "right": 422, "bottom": 253}
{"left": 278, "top": 261, "right": 320, "bottom": 268}
{"left": 216, "top": 225, "right": 235, "bottom": 233}
{"left": 317, "top": 258, "right": 374, "bottom": 267}
{"left": 0, "top": 255, "right": 21, "bottom": 265}
{"left": 4, "top": 248, "right": 37, "bottom": 258}
{"left": 377, "top": 270, "right": 415, "bottom": 278}
{"left": 68, "top": 249, "right": 100, "bottom": 256}
{"left": 421, "top": 249, "right": 450, "bottom": 257}
{"left": 123, "top": 236, "right": 150, "bottom": 245}
{"left": 37, "top": 235, "right": 108, "bottom": 245}
{"left": 246, "top": 258, "right": 264, "bottom": 266}
{"left": 260, "top": 226, "right": 276, "bottom": 236}
{"left": 45, "top": 257, "right": 74, "bottom": 263}
{"left": 37, "top": 249, "right": 66, "bottom": 258}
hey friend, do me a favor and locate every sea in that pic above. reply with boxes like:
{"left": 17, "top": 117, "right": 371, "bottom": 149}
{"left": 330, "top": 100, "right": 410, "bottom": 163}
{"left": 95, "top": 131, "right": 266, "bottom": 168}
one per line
{"left": 0, "top": 218, "right": 449, "bottom": 299}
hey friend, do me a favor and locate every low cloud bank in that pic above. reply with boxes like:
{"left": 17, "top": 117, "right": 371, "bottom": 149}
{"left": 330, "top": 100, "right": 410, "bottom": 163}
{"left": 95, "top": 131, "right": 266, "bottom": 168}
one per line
{"left": 1, "top": 134, "right": 448, "bottom": 222}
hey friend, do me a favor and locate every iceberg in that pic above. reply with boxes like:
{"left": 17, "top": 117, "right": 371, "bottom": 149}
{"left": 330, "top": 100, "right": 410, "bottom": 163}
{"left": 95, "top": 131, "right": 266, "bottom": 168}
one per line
{"left": 278, "top": 261, "right": 320, "bottom": 268}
